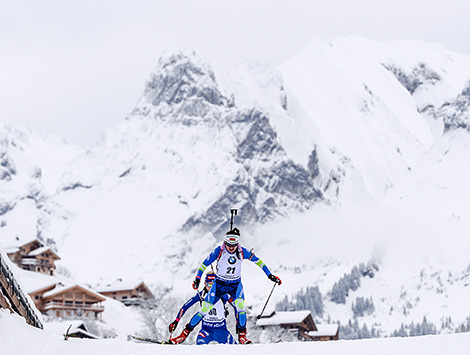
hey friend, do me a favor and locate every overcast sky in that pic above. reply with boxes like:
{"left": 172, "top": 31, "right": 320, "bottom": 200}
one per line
{"left": 2, "top": 0, "right": 470, "bottom": 147}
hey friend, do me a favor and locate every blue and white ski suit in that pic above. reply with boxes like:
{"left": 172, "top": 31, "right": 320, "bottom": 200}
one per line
{"left": 175, "top": 290, "right": 237, "bottom": 345}
{"left": 188, "top": 244, "right": 272, "bottom": 332}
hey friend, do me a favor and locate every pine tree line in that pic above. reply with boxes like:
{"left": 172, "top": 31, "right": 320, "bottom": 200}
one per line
{"left": 329, "top": 262, "right": 379, "bottom": 304}
{"left": 440, "top": 316, "right": 470, "bottom": 334}
{"left": 339, "top": 319, "right": 380, "bottom": 340}
{"left": 391, "top": 316, "right": 437, "bottom": 337}
{"left": 456, "top": 316, "right": 470, "bottom": 333}
{"left": 275, "top": 285, "right": 324, "bottom": 317}
{"left": 352, "top": 296, "right": 375, "bottom": 318}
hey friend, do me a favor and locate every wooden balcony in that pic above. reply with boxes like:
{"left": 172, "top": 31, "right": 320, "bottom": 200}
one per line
{"left": 42, "top": 301, "right": 104, "bottom": 312}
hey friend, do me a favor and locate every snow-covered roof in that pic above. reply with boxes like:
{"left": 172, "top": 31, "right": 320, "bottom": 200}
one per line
{"left": 42, "top": 284, "right": 105, "bottom": 301}
{"left": 2, "top": 237, "right": 41, "bottom": 249}
{"left": 27, "top": 246, "right": 60, "bottom": 259}
{"left": 20, "top": 270, "right": 71, "bottom": 294}
{"left": 256, "top": 310, "right": 312, "bottom": 326}
{"left": 308, "top": 324, "right": 339, "bottom": 337}
{"left": 4, "top": 247, "right": 20, "bottom": 254}
{"left": 95, "top": 280, "right": 146, "bottom": 293}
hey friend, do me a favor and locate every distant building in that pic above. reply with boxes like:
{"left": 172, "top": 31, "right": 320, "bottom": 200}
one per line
{"left": 308, "top": 323, "right": 340, "bottom": 341}
{"left": 5, "top": 238, "right": 60, "bottom": 275}
{"left": 29, "top": 283, "right": 105, "bottom": 319}
{"left": 96, "top": 280, "right": 154, "bottom": 306}
{"left": 256, "top": 310, "right": 339, "bottom": 341}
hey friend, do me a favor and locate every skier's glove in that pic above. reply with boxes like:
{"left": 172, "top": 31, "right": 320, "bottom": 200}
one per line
{"left": 169, "top": 320, "right": 179, "bottom": 333}
{"left": 268, "top": 274, "right": 282, "bottom": 285}
{"left": 192, "top": 277, "right": 200, "bottom": 290}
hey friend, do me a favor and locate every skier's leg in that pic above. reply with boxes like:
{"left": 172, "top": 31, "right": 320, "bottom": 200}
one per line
{"left": 227, "top": 331, "right": 238, "bottom": 345}
{"left": 214, "top": 328, "right": 237, "bottom": 345}
{"left": 188, "top": 282, "right": 219, "bottom": 329}
{"left": 234, "top": 282, "right": 252, "bottom": 344}
{"left": 234, "top": 282, "right": 247, "bottom": 330}
{"left": 196, "top": 329, "right": 211, "bottom": 345}
{"left": 169, "top": 323, "right": 193, "bottom": 344}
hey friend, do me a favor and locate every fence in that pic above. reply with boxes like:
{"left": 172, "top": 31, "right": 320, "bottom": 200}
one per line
{"left": 0, "top": 251, "right": 43, "bottom": 329}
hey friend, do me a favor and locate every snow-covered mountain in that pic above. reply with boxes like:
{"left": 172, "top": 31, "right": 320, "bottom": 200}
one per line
{"left": 2, "top": 36, "right": 470, "bottom": 337}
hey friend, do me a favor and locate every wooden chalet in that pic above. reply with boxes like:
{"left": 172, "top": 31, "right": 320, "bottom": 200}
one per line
{"left": 29, "top": 283, "right": 105, "bottom": 319}
{"left": 96, "top": 280, "right": 154, "bottom": 306}
{"left": 256, "top": 310, "right": 339, "bottom": 341}
{"left": 308, "top": 323, "right": 340, "bottom": 341}
{"left": 5, "top": 238, "right": 60, "bottom": 275}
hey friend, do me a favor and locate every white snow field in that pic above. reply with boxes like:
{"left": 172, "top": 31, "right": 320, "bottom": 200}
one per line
{"left": 2, "top": 310, "right": 470, "bottom": 355}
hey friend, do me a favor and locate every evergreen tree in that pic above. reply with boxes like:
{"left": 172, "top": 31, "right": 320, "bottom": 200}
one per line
{"left": 352, "top": 296, "right": 375, "bottom": 317}
{"left": 329, "top": 262, "right": 379, "bottom": 304}
{"left": 275, "top": 286, "right": 324, "bottom": 317}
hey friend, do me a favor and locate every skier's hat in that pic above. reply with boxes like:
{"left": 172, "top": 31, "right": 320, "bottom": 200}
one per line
{"left": 205, "top": 272, "right": 216, "bottom": 284}
{"left": 224, "top": 228, "right": 240, "bottom": 246}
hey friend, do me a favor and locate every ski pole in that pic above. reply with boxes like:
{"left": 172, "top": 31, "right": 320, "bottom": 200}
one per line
{"left": 257, "top": 283, "right": 277, "bottom": 319}
{"left": 230, "top": 209, "right": 237, "bottom": 230}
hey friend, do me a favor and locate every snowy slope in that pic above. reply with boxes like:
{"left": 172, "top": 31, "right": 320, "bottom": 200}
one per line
{"left": 1, "top": 37, "right": 470, "bottom": 338}
{"left": 278, "top": 36, "right": 470, "bottom": 201}
{"left": 2, "top": 310, "right": 470, "bottom": 355}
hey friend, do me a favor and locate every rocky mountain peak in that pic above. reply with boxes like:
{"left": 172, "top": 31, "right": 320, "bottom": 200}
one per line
{"left": 136, "top": 49, "right": 232, "bottom": 125}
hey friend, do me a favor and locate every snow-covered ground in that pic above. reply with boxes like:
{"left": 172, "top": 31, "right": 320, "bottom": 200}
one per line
{"left": 2, "top": 310, "right": 470, "bottom": 355}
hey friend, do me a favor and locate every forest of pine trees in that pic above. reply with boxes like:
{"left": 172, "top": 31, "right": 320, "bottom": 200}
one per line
{"left": 352, "top": 296, "right": 375, "bottom": 317}
{"left": 328, "top": 262, "right": 379, "bottom": 304}
{"left": 275, "top": 285, "right": 324, "bottom": 317}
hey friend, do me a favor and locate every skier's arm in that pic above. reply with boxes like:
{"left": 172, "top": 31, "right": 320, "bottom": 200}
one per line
{"left": 243, "top": 247, "right": 282, "bottom": 284}
{"left": 242, "top": 247, "right": 272, "bottom": 276}
{"left": 169, "top": 292, "right": 202, "bottom": 332}
{"left": 195, "top": 246, "right": 221, "bottom": 280}
{"left": 176, "top": 292, "right": 201, "bottom": 320}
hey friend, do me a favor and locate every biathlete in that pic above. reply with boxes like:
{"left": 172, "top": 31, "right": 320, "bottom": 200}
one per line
{"left": 169, "top": 271, "right": 237, "bottom": 345}
{"left": 170, "top": 228, "right": 282, "bottom": 345}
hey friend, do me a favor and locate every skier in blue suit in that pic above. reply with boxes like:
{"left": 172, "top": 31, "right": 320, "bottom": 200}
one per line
{"left": 169, "top": 271, "right": 237, "bottom": 345}
{"left": 170, "top": 228, "right": 282, "bottom": 345}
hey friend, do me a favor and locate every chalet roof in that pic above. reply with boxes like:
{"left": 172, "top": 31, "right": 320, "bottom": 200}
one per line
{"left": 41, "top": 284, "right": 106, "bottom": 302}
{"left": 96, "top": 280, "right": 148, "bottom": 293}
{"left": 308, "top": 323, "right": 339, "bottom": 337}
{"left": 4, "top": 246, "right": 20, "bottom": 254}
{"left": 3, "top": 237, "right": 42, "bottom": 250}
{"left": 27, "top": 246, "right": 61, "bottom": 260}
{"left": 256, "top": 310, "right": 312, "bottom": 326}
